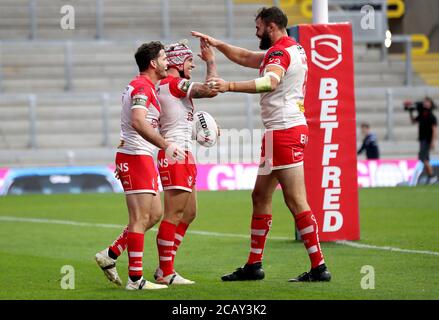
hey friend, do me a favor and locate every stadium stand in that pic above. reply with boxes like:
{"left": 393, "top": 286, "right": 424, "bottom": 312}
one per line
{"left": 0, "top": 0, "right": 438, "bottom": 166}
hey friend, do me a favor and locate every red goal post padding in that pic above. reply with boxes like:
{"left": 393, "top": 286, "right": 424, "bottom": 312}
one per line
{"left": 289, "top": 23, "right": 360, "bottom": 241}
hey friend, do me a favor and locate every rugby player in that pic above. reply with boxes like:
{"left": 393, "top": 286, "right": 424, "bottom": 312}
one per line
{"left": 192, "top": 7, "right": 331, "bottom": 282}
{"left": 154, "top": 39, "right": 219, "bottom": 285}
{"left": 94, "top": 41, "right": 185, "bottom": 290}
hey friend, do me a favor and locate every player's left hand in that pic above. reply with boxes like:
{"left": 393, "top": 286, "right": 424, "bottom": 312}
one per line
{"left": 198, "top": 38, "right": 215, "bottom": 62}
{"left": 206, "top": 77, "right": 228, "bottom": 93}
{"left": 430, "top": 142, "right": 435, "bottom": 151}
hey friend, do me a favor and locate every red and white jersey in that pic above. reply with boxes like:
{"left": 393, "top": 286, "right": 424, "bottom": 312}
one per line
{"left": 157, "top": 75, "right": 195, "bottom": 151}
{"left": 259, "top": 36, "right": 308, "bottom": 130}
{"left": 118, "top": 75, "right": 161, "bottom": 156}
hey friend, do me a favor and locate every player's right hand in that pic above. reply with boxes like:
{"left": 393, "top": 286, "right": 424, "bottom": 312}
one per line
{"left": 206, "top": 77, "right": 228, "bottom": 93}
{"left": 165, "top": 142, "right": 186, "bottom": 161}
{"left": 191, "top": 31, "right": 221, "bottom": 47}
{"left": 198, "top": 38, "right": 215, "bottom": 62}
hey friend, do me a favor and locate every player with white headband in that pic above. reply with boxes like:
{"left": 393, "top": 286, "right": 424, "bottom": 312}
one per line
{"left": 155, "top": 39, "right": 219, "bottom": 285}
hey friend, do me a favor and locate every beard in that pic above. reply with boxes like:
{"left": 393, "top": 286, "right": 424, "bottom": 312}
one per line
{"left": 259, "top": 31, "right": 272, "bottom": 50}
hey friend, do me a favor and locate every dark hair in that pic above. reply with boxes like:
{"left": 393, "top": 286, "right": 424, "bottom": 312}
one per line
{"left": 255, "top": 6, "right": 288, "bottom": 29}
{"left": 424, "top": 96, "right": 437, "bottom": 110}
{"left": 360, "top": 122, "right": 370, "bottom": 129}
{"left": 135, "top": 41, "right": 164, "bottom": 72}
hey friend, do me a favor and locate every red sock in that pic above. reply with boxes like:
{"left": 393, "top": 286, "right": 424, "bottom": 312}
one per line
{"left": 127, "top": 232, "right": 144, "bottom": 278}
{"left": 157, "top": 220, "right": 177, "bottom": 277}
{"left": 294, "top": 211, "right": 325, "bottom": 269}
{"left": 109, "top": 226, "right": 128, "bottom": 257}
{"left": 247, "top": 214, "right": 272, "bottom": 265}
{"left": 172, "top": 222, "right": 189, "bottom": 264}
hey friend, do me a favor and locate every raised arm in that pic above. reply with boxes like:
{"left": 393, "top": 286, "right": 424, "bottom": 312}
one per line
{"left": 404, "top": 100, "right": 418, "bottom": 124}
{"left": 188, "top": 38, "right": 219, "bottom": 99}
{"left": 199, "top": 38, "right": 217, "bottom": 81}
{"left": 191, "top": 31, "right": 264, "bottom": 69}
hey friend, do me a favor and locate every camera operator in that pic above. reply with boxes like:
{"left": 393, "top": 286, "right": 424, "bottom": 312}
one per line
{"left": 404, "top": 96, "right": 438, "bottom": 184}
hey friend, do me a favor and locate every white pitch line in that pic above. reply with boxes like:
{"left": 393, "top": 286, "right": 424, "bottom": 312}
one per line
{"left": 335, "top": 240, "right": 439, "bottom": 256}
{"left": 1, "top": 216, "right": 438, "bottom": 257}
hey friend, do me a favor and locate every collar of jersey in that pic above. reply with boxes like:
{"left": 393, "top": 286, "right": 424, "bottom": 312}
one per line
{"left": 136, "top": 74, "right": 155, "bottom": 87}
{"left": 272, "top": 35, "right": 295, "bottom": 47}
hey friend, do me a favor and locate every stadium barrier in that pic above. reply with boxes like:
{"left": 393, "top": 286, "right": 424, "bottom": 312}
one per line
{"left": 0, "top": 159, "right": 430, "bottom": 196}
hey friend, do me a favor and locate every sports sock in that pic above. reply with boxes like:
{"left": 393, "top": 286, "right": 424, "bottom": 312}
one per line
{"left": 247, "top": 214, "right": 272, "bottom": 265}
{"left": 127, "top": 232, "right": 144, "bottom": 281}
{"left": 172, "top": 222, "right": 189, "bottom": 264}
{"left": 294, "top": 211, "right": 325, "bottom": 269}
{"left": 157, "top": 220, "right": 177, "bottom": 277}
{"left": 109, "top": 226, "right": 128, "bottom": 259}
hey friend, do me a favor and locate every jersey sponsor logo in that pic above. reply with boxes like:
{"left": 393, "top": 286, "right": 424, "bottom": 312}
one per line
{"left": 178, "top": 79, "right": 191, "bottom": 93}
{"left": 132, "top": 94, "right": 148, "bottom": 107}
{"left": 268, "top": 50, "right": 284, "bottom": 58}
{"left": 311, "top": 34, "right": 342, "bottom": 70}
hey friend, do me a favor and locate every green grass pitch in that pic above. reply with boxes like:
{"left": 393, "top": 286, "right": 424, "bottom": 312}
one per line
{"left": 0, "top": 186, "right": 438, "bottom": 300}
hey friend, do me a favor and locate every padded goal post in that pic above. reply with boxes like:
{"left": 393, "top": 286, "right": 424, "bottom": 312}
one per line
{"left": 289, "top": 23, "right": 360, "bottom": 241}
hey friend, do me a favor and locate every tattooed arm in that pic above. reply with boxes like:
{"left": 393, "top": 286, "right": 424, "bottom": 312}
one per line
{"left": 189, "top": 82, "right": 218, "bottom": 99}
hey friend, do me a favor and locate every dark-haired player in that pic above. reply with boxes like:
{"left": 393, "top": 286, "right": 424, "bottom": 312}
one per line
{"left": 95, "top": 41, "right": 185, "bottom": 290}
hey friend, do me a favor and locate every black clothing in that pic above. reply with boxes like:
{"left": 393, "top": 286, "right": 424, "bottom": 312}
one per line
{"left": 357, "top": 133, "right": 380, "bottom": 159}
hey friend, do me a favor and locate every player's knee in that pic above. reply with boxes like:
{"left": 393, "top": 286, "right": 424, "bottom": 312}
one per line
{"left": 129, "top": 215, "right": 149, "bottom": 232}
{"left": 284, "top": 198, "right": 298, "bottom": 214}
{"left": 252, "top": 190, "right": 270, "bottom": 207}
{"left": 284, "top": 195, "right": 308, "bottom": 215}
{"left": 166, "top": 214, "right": 183, "bottom": 225}
{"left": 183, "top": 210, "right": 196, "bottom": 224}
{"left": 149, "top": 210, "right": 163, "bottom": 226}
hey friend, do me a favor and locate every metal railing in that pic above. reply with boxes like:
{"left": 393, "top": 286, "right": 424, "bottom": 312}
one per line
{"left": 356, "top": 86, "right": 439, "bottom": 141}
{"left": 0, "top": 91, "right": 259, "bottom": 149}
{"left": 26, "top": 0, "right": 281, "bottom": 41}
{"left": 2, "top": 87, "right": 439, "bottom": 150}
{"left": 0, "top": 38, "right": 257, "bottom": 94}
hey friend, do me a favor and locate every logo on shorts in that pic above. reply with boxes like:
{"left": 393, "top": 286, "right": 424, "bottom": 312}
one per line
{"left": 152, "top": 178, "right": 155, "bottom": 189}
{"left": 187, "top": 176, "right": 193, "bottom": 187}
{"left": 121, "top": 175, "right": 132, "bottom": 190}
{"left": 311, "top": 34, "right": 342, "bottom": 70}
{"left": 293, "top": 150, "right": 303, "bottom": 161}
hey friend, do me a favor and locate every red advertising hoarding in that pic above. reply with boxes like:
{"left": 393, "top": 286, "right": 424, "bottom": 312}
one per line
{"left": 293, "top": 23, "right": 360, "bottom": 241}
